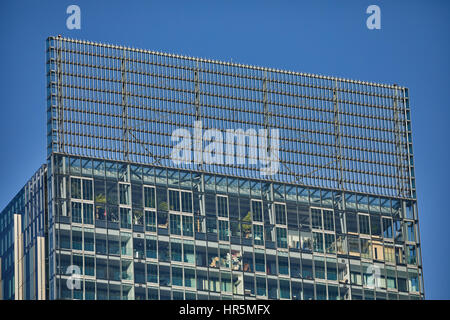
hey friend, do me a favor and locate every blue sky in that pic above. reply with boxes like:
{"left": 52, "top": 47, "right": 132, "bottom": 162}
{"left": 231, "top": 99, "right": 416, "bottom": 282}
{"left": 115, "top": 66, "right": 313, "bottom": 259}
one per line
{"left": 0, "top": 0, "right": 449, "bottom": 299}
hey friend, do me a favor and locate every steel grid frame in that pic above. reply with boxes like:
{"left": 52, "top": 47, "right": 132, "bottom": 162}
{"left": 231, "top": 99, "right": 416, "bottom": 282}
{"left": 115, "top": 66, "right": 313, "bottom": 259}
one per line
{"left": 46, "top": 36, "right": 416, "bottom": 199}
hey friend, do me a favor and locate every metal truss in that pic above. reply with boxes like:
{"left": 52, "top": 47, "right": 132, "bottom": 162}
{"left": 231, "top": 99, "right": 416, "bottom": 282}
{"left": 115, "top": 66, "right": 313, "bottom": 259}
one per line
{"left": 46, "top": 36, "right": 416, "bottom": 199}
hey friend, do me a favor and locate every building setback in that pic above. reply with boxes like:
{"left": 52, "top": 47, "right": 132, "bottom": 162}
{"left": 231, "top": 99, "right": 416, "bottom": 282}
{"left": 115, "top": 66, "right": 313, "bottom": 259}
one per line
{"left": 0, "top": 36, "right": 423, "bottom": 300}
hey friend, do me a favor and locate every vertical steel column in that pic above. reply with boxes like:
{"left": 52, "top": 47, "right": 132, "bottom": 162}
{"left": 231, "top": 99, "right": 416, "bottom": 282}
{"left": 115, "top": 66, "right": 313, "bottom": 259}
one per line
{"left": 121, "top": 49, "right": 129, "bottom": 161}
{"left": 56, "top": 38, "right": 64, "bottom": 154}
{"left": 333, "top": 79, "right": 343, "bottom": 190}
{"left": 393, "top": 85, "right": 405, "bottom": 197}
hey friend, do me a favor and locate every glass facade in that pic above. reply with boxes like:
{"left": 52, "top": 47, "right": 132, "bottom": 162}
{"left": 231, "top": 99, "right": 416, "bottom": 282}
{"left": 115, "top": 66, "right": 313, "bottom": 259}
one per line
{"left": 46, "top": 154, "right": 423, "bottom": 300}
{"left": 0, "top": 165, "right": 47, "bottom": 300}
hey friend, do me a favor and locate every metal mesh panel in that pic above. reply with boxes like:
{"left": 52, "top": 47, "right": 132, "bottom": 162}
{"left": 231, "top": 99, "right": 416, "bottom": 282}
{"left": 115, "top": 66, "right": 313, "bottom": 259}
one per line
{"left": 46, "top": 36, "right": 416, "bottom": 199}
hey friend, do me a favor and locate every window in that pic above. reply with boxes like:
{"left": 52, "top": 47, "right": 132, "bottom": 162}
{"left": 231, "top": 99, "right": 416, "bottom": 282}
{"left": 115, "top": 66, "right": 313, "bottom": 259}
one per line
{"left": 256, "top": 277, "right": 266, "bottom": 296}
{"left": 72, "top": 227, "right": 83, "bottom": 250}
{"left": 183, "top": 241, "right": 195, "bottom": 264}
{"left": 359, "top": 214, "right": 370, "bottom": 235}
{"left": 408, "top": 269, "right": 419, "bottom": 293}
{"left": 218, "top": 220, "right": 229, "bottom": 241}
{"left": 221, "top": 273, "right": 232, "bottom": 293}
{"left": 82, "top": 179, "right": 93, "bottom": 200}
{"left": 71, "top": 178, "right": 82, "bottom": 199}
{"left": 121, "top": 232, "right": 132, "bottom": 256}
{"left": 370, "top": 215, "right": 381, "bottom": 237}
{"left": 384, "top": 244, "right": 395, "bottom": 263}
{"left": 157, "top": 211, "right": 168, "bottom": 229}
{"left": 407, "top": 222, "right": 416, "bottom": 242}
{"left": 323, "top": 210, "right": 334, "bottom": 231}
{"left": 206, "top": 217, "right": 217, "bottom": 234}
{"left": 217, "top": 196, "right": 228, "bottom": 218}
{"left": 107, "top": 205, "right": 119, "bottom": 223}
{"left": 276, "top": 227, "right": 287, "bottom": 248}
{"left": 132, "top": 185, "right": 142, "bottom": 207}
{"left": 407, "top": 245, "right": 417, "bottom": 265}
{"left": 386, "top": 267, "right": 397, "bottom": 289}
{"left": 145, "top": 210, "right": 156, "bottom": 232}
{"left": 275, "top": 203, "right": 286, "bottom": 225}
{"left": 133, "top": 237, "right": 145, "bottom": 259}
{"left": 251, "top": 200, "right": 263, "bottom": 222}
{"left": 119, "top": 184, "right": 130, "bottom": 205}
{"left": 382, "top": 217, "right": 393, "bottom": 238}
{"left": 287, "top": 229, "right": 300, "bottom": 249}
{"left": 83, "top": 203, "right": 93, "bottom": 225}
{"left": 106, "top": 181, "right": 118, "bottom": 205}
{"left": 253, "top": 225, "right": 264, "bottom": 245}
{"left": 170, "top": 214, "right": 181, "bottom": 235}
{"left": 144, "top": 186, "right": 155, "bottom": 208}
{"left": 313, "top": 232, "right": 324, "bottom": 253}
{"left": 120, "top": 207, "right": 131, "bottom": 229}
{"left": 84, "top": 256, "right": 95, "bottom": 276}
{"left": 95, "top": 234, "right": 107, "bottom": 255}
{"left": 278, "top": 255, "right": 289, "bottom": 275}
{"left": 108, "top": 234, "right": 120, "bottom": 255}
{"left": 121, "top": 260, "right": 133, "bottom": 281}
{"left": 311, "top": 208, "right": 322, "bottom": 229}
{"left": 346, "top": 212, "right": 358, "bottom": 233}
{"left": 182, "top": 215, "right": 194, "bottom": 237}
{"left": 171, "top": 239, "right": 182, "bottom": 262}
{"left": 184, "top": 268, "right": 196, "bottom": 289}
{"left": 301, "top": 232, "right": 312, "bottom": 251}
{"left": 71, "top": 202, "right": 82, "bottom": 223}
{"left": 145, "top": 236, "right": 157, "bottom": 259}
{"left": 324, "top": 233, "right": 336, "bottom": 254}
{"left": 360, "top": 238, "right": 372, "bottom": 259}
{"left": 280, "top": 279, "right": 290, "bottom": 299}
{"left": 181, "top": 192, "right": 192, "bottom": 213}
{"left": 147, "top": 264, "right": 158, "bottom": 283}
{"left": 169, "top": 190, "right": 180, "bottom": 211}
{"left": 84, "top": 229, "right": 94, "bottom": 252}
{"left": 158, "top": 240, "right": 170, "bottom": 262}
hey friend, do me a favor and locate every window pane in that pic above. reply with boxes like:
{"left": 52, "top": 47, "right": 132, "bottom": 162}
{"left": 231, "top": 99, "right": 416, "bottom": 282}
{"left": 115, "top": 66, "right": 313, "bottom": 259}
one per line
{"left": 145, "top": 210, "right": 156, "bottom": 232}
{"left": 182, "top": 215, "right": 194, "bottom": 237}
{"left": 171, "top": 240, "right": 182, "bottom": 262}
{"left": 253, "top": 225, "right": 264, "bottom": 245}
{"left": 276, "top": 227, "right": 287, "bottom": 248}
{"left": 119, "top": 184, "right": 130, "bottom": 205}
{"left": 83, "top": 203, "right": 93, "bottom": 225}
{"left": 144, "top": 186, "right": 156, "bottom": 208}
{"left": 251, "top": 200, "right": 263, "bottom": 222}
{"left": 120, "top": 208, "right": 131, "bottom": 229}
{"left": 311, "top": 208, "right": 322, "bottom": 229}
{"left": 169, "top": 190, "right": 180, "bottom": 211}
{"left": 218, "top": 220, "right": 229, "bottom": 241}
{"left": 217, "top": 196, "right": 228, "bottom": 218}
{"left": 181, "top": 192, "right": 192, "bottom": 213}
{"left": 323, "top": 210, "right": 334, "bottom": 231}
{"left": 71, "top": 202, "right": 82, "bottom": 223}
{"left": 145, "top": 236, "right": 157, "bottom": 259}
{"left": 359, "top": 215, "right": 370, "bottom": 235}
{"left": 382, "top": 217, "right": 393, "bottom": 238}
{"left": 71, "top": 178, "right": 81, "bottom": 199}
{"left": 83, "top": 179, "right": 93, "bottom": 200}
{"left": 275, "top": 203, "right": 286, "bottom": 225}
{"left": 120, "top": 232, "right": 132, "bottom": 256}
{"left": 170, "top": 214, "right": 181, "bottom": 235}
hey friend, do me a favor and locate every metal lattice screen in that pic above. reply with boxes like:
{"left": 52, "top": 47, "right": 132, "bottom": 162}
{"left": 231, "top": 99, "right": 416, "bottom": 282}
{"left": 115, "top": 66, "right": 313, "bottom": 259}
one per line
{"left": 46, "top": 36, "right": 416, "bottom": 199}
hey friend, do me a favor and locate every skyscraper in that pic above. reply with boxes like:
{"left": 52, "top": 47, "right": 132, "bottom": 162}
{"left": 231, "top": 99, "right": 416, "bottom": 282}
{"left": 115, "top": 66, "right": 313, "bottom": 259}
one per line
{"left": 0, "top": 36, "right": 424, "bottom": 300}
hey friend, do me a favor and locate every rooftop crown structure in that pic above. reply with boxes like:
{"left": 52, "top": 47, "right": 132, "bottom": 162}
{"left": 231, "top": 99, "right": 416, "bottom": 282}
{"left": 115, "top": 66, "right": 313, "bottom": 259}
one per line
{"left": 0, "top": 37, "right": 423, "bottom": 300}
